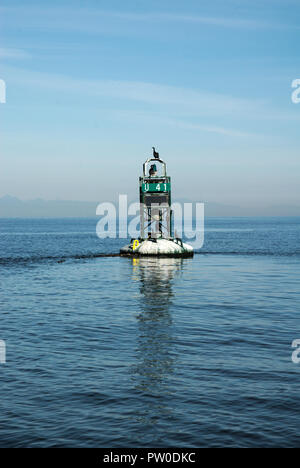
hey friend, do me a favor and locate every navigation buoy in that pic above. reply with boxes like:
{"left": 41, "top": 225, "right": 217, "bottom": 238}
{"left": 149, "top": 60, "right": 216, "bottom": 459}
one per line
{"left": 120, "top": 149, "right": 194, "bottom": 257}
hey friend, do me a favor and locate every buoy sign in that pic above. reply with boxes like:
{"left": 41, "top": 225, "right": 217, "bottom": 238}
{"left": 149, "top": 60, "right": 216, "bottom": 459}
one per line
{"left": 142, "top": 183, "right": 170, "bottom": 193}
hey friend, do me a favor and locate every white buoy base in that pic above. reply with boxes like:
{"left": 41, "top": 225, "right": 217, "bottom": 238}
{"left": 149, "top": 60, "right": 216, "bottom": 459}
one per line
{"left": 120, "top": 238, "right": 193, "bottom": 257}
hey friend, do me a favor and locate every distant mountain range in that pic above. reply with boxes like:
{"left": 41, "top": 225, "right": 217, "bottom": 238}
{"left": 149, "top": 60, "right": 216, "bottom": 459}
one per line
{"left": 0, "top": 195, "right": 99, "bottom": 218}
{"left": 0, "top": 195, "right": 299, "bottom": 218}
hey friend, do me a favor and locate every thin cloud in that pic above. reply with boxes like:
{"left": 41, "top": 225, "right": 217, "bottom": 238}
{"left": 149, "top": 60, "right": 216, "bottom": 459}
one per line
{"left": 113, "top": 111, "right": 256, "bottom": 137}
{"left": 2, "top": 65, "right": 262, "bottom": 117}
{"left": 163, "top": 119, "right": 254, "bottom": 137}
{"left": 0, "top": 48, "right": 31, "bottom": 59}
{"left": 0, "top": 7, "right": 284, "bottom": 32}
{"left": 1, "top": 64, "right": 264, "bottom": 138}
{"left": 97, "top": 11, "right": 271, "bottom": 29}
{"left": 2, "top": 65, "right": 295, "bottom": 138}
{"left": 93, "top": 107, "right": 255, "bottom": 137}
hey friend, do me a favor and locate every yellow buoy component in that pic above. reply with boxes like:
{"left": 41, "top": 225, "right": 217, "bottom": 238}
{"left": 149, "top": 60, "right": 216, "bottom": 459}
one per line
{"left": 132, "top": 239, "right": 140, "bottom": 251}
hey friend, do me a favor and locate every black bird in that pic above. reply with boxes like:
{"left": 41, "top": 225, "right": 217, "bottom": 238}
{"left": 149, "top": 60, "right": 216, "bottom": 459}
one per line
{"left": 152, "top": 147, "right": 160, "bottom": 159}
{"left": 149, "top": 164, "right": 157, "bottom": 176}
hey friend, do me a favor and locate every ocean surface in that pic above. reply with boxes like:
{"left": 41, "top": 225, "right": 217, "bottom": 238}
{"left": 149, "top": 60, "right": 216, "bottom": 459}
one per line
{"left": 0, "top": 217, "right": 300, "bottom": 448}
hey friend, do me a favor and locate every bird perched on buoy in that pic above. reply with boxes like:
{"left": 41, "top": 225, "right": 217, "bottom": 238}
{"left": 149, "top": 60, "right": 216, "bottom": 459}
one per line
{"left": 149, "top": 164, "right": 157, "bottom": 177}
{"left": 152, "top": 147, "right": 160, "bottom": 159}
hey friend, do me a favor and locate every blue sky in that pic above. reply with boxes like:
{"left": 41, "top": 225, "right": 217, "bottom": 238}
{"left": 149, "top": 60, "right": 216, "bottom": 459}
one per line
{"left": 0, "top": 0, "right": 299, "bottom": 210}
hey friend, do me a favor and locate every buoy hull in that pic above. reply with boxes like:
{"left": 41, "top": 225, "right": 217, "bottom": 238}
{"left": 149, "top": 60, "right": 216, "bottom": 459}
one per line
{"left": 120, "top": 238, "right": 194, "bottom": 257}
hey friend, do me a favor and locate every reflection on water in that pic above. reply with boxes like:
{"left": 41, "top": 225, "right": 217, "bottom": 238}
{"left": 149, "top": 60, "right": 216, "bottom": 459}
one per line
{"left": 130, "top": 257, "right": 184, "bottom": 442}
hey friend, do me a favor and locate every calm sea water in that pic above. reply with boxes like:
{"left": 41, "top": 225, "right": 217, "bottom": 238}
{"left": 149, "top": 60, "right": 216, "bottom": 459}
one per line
{"left": 0, "top": 217, "right": 299, "bottom": 447}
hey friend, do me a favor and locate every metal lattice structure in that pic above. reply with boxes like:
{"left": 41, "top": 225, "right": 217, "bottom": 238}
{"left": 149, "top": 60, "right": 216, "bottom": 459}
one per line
{"left": 139, "top": 156, "right": 173, "bottom": 239}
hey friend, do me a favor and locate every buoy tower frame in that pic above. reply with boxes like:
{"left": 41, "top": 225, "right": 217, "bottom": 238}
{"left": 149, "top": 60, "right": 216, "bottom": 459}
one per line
{"left": 120, "top": 149, "right": 194, "bottom": 257}
{"left": 139, "top": 157, "right": 173, "bottom": 240}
